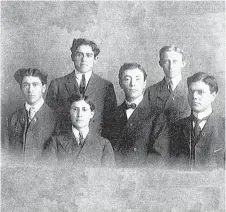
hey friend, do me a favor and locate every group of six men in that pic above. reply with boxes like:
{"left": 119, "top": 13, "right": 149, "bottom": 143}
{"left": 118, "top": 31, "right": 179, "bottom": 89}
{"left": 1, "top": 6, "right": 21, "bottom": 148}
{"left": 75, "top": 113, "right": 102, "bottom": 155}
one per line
{"left": 4, "top": 38, "right": 225, "bottom": 169}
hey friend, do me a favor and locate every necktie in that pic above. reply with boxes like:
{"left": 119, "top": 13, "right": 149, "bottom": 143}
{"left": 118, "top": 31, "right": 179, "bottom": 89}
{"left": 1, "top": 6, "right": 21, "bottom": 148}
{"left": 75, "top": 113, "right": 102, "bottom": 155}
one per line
{"left": 79, "top": 74, "right": 86, "bottom": 96}
{"left": 28, "top": 107, "right": 36, "bottom": 122}
{"left": 168, "top": 80, "right": 173, "bottom": 93}
{"left": 78, "top": 131, "right": 84, "bottom": 145}
{"left": 192, "top": 115, "right": 210, "bottom": 138}
{"left": 126, "top": 103, "right": 137, "bottom": 109}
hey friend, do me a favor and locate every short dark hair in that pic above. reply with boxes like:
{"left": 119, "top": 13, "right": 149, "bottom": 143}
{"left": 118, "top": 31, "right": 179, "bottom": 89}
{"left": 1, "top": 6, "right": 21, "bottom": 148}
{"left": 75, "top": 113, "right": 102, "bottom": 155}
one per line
{"left": 118, "top": 63, "right": 147, "bottom": 81}
{"left": 70, "top": 38, "right": 100, "bottom": 59}
{"left": 14, "top": 68, "right": 47, "bottom": 86}
{"left": 187, "top": 72, "right": 218, "bottom": 94}
{"left": 159, "top": 45, "right": 184, "bottom": 61}
{"left": 68, "top": 94, "right": 95, "bottom": 111}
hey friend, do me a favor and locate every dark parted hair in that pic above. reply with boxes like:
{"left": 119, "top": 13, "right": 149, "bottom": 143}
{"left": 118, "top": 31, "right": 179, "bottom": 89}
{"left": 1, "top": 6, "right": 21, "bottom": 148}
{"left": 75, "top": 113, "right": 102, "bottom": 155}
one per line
{"left": 118, "top": 62, "right": 147, "bottom": 81}
{"left": 70, "top": 38, "right": 100, "bottom": 59}
{"left": 159, "top": 45, "right": 185, "bottom": 61}
{"left": 67, "top": 94, "right": 95, "bottom": 112}
{"left": 14, "top": 68, "right": 48, "bottom": 86}
{"left": 187, "top": 72, "right": 218, "bottom": 94}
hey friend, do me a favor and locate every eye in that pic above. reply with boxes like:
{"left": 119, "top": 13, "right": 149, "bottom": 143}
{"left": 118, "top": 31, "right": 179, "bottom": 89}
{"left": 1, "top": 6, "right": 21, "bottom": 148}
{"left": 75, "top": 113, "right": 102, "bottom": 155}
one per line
{"left": 22, "top": 83, "right": 29, "bottom": 88}
{"left": 82, "top": 108, "right": 89, "bottom": 112}
{"left": 75, "top": 52, "right": 83, "bottom": 57}
{"left": 86, "top": 53, "right": 93, "bottom": 58}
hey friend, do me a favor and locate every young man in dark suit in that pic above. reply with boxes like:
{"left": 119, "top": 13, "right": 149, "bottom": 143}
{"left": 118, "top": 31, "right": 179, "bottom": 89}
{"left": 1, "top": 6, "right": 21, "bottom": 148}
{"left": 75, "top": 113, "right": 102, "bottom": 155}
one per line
{"left": 46, "top": 38, "right": 117, "bottom": 135}
{"left": 104, "top": 63, "right": 166, "bottom": 167}
{"left": 4, "top": 68, "right": 56, "bottom": 162}
{"left": 44, "top": 95, "right": 115, "bottom": 167}
{"left": 144, "top": 45, "right": 190, "bottom": 123}
{"left": 169, "top": 72, "right": 225, "bottom": 170}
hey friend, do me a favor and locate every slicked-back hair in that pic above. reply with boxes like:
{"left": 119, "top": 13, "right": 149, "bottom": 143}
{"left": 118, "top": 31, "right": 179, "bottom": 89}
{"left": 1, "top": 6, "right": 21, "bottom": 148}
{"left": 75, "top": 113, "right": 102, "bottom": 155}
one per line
{"left": 70, "top": 38, "right": 100, "bottom": 59}
{"left": 68, "top": 94, "right": 95, "bottom": 112}
{"left": 159, "top": 45, "right": 184, "bottom": 61}
{"left": 187, "top": 72, "right": 218, "bottom": 94}
{"left": 118, "top": 62, "right": 147, "bottom": 82}
{"left": 14, "top": 68, "right": 48, "bottom": 86}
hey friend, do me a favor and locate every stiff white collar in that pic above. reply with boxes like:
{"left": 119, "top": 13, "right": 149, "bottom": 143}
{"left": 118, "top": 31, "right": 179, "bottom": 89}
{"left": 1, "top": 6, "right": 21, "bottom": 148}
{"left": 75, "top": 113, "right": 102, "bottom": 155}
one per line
{"left": 25, "top": 98, "right": 44, "bottom": 113}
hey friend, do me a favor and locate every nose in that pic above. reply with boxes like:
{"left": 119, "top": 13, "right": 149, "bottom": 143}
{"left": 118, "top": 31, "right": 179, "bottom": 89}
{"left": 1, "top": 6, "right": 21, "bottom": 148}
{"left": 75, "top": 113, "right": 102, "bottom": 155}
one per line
{"left": 192, "top": 91, "right": 198, "bottom": 99}
{"left": 129, "top": 79, "right": 136, "bottom": 87}
{"left": 28, "top": 85, "right": 33, "bottom": 93}
{"left": 77, "top": 109, "right": 83, "bottom": 117}
{"left": 168, "top": 60, "right": 172, "bottom": 69}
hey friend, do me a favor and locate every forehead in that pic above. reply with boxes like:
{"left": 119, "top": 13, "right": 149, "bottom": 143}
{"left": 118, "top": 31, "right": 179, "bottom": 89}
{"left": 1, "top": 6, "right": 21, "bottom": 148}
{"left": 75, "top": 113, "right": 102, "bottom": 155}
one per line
{"left": 161, "top": 51, "right": 183, "bottom": 61}
{"left": 76, "top": 45, "right": 93, "bottom": 53}
{"left": 22, "top": 76, "right": 42, "bottom": 84}
{"left": 71, "top": 100, "right": 91, "bottom": 108}
{"left": 189, "top": 81, "right": 210, "bottom": 91}
{"left": 122, "top": 68, "right": 145, "bottom": 78}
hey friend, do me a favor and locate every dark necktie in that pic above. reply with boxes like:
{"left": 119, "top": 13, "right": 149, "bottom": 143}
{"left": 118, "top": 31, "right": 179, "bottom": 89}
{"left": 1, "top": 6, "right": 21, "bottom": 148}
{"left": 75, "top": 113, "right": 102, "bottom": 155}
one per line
{"left": 79, "top": 74, "right": 86, "bottom": 96}
{"left": 168, "top": 80, "right": 173, "bottom": 93}
{"left": 126, "top": 102, "right": 137, "bottom": 110}
{"left": 192, "top": 115, "right": 210, "bottom": 138}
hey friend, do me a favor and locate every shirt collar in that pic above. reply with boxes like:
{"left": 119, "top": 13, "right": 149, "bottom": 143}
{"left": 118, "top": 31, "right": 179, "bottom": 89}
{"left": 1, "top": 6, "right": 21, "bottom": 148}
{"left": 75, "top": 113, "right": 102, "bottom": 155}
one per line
{"left": 125, "top": 95, "right": 143, "bottom": 107}
{"left": 192, "top": 108, "right": 212, "bottom": 120}
{"left": 72, "top": 125, "right": 89, "bottom": 142}
{"left": 165, "top": 75, "right": 182, "bottom": 87}
{"left": 74, "top": 69, "right": 92, "bottom": 81}
{"left": 25, "top": 98, "right": 44, "bottom": 112}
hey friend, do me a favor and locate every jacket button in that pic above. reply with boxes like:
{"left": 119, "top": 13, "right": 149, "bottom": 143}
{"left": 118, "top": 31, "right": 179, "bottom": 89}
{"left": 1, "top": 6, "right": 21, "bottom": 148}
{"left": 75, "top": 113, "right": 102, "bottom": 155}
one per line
{"left": 134, "top": 148, "right": 137, "bottom": 152}
{"left": 130, "top": 123, "right": 133, "bottom": 126}
{"left": 202, "top": 132, "right": 205, "bottom": 136}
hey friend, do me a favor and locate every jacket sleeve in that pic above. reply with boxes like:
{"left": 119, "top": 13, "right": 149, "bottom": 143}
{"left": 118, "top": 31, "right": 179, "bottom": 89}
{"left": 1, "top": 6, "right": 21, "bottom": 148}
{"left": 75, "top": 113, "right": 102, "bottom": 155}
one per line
{"left": 101, "top": 139, "right": 115, "bottom": 167}
{"left": 42, "top": 135, "right": 58, "bottom": 164}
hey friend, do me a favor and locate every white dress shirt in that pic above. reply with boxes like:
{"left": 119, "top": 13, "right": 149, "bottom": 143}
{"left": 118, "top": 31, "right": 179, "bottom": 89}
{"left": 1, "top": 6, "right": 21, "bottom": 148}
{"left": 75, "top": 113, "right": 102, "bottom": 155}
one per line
{"left": 165, "top": 75, "right": 182, "bottom": 91}
{"left": 72, "top": 125, "right": 89, "bottom": 145}
{"left": 25, "top": 98, "right": 44, "bottom": 115}
{"left": 125, "top": 96, "right": 143, "bottom": 119}
{"left": 192, "top": 108, "right": 212, "bottom": 130}
{"left": 75, "top": 69, "right": 92, "bottom": 87}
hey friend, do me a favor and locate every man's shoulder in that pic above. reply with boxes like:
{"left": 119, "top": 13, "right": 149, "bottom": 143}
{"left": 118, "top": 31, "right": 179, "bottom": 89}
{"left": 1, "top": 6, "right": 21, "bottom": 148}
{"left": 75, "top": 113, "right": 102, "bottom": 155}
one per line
{"left": 146, "top": 78, "right": 164, "bottom": 91}
{"left": 91, "top": 73, "right": 113, "bottom": 86}
{"left": 93, "top": 133, "right": 112, "bottom": 147}
{"left": 50, "top": 71, "right": 74, "bottom": 84}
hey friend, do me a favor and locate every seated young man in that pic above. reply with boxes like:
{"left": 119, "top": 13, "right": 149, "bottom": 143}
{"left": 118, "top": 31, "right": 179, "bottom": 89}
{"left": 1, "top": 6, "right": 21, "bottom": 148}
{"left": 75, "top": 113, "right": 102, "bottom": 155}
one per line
{"left": 104, "top": 63, "right": 166, "bottom": 167}
{"left": 44, "top": 95, "right": 115, "bottom": 167}
{"left": 5, "top": 68, "right": 56, "bottom": 162}
{"left": 169, "top": 72, "right": 225, "bottom": 170}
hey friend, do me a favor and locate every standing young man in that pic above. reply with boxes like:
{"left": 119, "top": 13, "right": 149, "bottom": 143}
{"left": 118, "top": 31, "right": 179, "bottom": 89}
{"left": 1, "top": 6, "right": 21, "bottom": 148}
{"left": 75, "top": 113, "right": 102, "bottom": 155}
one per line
{"left": 169, "top": 72, "right": 225, "bottom": 169}
{"left": 44, "top": 95, "right": 115, "bottom": 167}
{"left": 104, "top": 63, "right": 166, "bottom": 167}
{"left": 5, "top": 68, "right": 56, "bottom": 161}
{"left": 144, "top": 45, "right": 190, "bottom": 123}
{"left": 46, "top": 38, "right": 117, "bottom": 135}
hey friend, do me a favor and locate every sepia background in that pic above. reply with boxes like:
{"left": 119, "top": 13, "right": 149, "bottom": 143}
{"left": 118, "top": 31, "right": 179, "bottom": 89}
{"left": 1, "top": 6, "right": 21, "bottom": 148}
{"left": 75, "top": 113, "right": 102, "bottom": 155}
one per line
{"left": 1, "top": 1, "right": 225, "bottom": 211}
{"left": 1, "top": 1, "right": 225, "bottom": 117}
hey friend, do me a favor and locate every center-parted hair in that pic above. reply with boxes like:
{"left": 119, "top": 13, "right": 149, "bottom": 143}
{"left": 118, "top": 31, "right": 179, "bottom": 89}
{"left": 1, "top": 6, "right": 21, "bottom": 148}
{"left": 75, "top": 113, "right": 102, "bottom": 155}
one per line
{"left": 118, "top": 63, "right": 147, "bottom": 81}
{"left": 159, "top": 45, "right": 184, "bottom": 61}
{"left": 187, "top": 72, "right": 218, "bottom": 94}
{"left": 14, "top": 68, "right": 48, "bottom": 86}
{"left": 70, "top": 38, "right": 100, "bottom": 59}
{"left": 67, "top": 94, "right": 95, "bottom": 112}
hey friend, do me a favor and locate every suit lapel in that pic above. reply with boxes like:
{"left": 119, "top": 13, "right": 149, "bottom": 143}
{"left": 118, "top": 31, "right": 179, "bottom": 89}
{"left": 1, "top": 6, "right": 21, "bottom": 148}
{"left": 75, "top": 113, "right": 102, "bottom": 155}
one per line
{"left": 64, "top": 70, "right": 80, "bottom": 96}
{"left": 156, "top": 79, "right": 171, "bottom": 107}
{"left": 181, "top": 116, "right": 192, "bottom": 147}
{"left": 85, "top": 73, "right": 99, "bottom": 97}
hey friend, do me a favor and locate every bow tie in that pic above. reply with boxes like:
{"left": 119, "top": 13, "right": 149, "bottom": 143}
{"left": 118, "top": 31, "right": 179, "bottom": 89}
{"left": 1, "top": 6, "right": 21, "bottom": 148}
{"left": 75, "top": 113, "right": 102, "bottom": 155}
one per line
{"left": 125, "top": 102, "right": 137, "bottom": 109}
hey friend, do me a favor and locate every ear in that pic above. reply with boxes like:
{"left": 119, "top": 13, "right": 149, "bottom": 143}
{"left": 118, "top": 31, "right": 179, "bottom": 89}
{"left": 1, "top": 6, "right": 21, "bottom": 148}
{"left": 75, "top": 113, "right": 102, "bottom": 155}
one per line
{"left": 182, "top": 60, "right": 186, "bottom": 68}
{"left": 93, "top": 56, "right": 98, "bottom": 64}
{"left": 119, "top": 80, "right": 123, "bottom": 89}
{"left": 159, "top": 60, "right": 163, "bottom": 68}
{"left": 90, "top": 110, "right": 95, "bottom": 118}
{"left": 71, "top": 53, "right": 74, "bottom": 61}
{"left": 42, "top": 84, "right": 46, "bottom": 93}
{"left": 211, "top": 91, "right": 217, "bottom": 102}
{"left": 144, "top": 80, "right": 147, "bottom": 88}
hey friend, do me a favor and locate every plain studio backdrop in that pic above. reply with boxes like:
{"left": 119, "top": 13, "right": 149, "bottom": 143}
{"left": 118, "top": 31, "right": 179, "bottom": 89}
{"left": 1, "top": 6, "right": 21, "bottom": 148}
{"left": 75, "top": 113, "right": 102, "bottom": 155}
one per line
{"left": 1, "top": 1, "right": 225, "bottom": 117}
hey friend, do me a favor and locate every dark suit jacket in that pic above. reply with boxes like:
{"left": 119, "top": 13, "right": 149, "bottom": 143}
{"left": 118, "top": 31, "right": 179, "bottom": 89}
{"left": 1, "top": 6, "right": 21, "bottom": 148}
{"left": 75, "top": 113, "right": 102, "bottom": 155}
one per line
{"left": 44, "top": 129, "right": 115, "bottom": 167}
{"left": 45, "top": 71, "right": 117, "bottom": 135}
{"left": 105, "top": 99, "right": 166, "bottom": 167}
{"left": 144, "top": 78, "right": 190, "bottom": 123}
{"left": 5, "top": 103, "right": 56, "bottom": 161}
{"left": 169, "top": 113, "right": 225, "bottom": 169}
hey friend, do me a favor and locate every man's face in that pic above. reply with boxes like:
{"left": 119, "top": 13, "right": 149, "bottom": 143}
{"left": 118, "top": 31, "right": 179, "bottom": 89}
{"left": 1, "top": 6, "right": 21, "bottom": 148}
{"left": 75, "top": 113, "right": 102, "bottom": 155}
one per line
{"left": 188, "top": 81, "right": 216, "bottom": 113}
{"left": 21, "top": 76, "right": 46, "bottom": 106}
{"left": 72, "top": 45, "right": 97, "bottom": 74}
{"left": 120, "top": 68, "right": 146, "bottom": 102}
{"left": 70, "top": 99, "right": 94, "bottom": 130}
{"left": 159, "top": 51, "right": 185, "bottom": 79}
